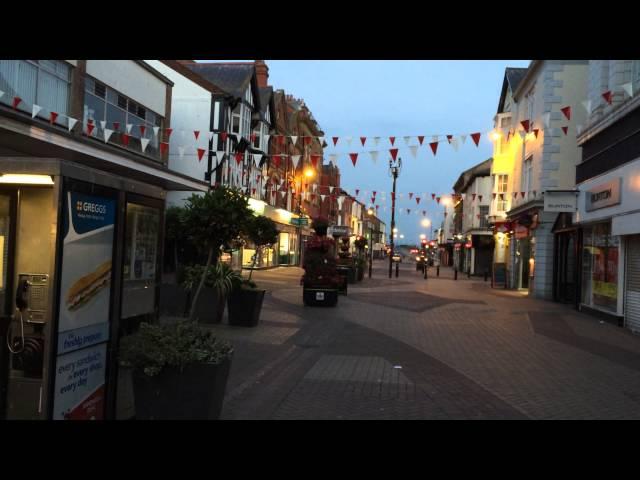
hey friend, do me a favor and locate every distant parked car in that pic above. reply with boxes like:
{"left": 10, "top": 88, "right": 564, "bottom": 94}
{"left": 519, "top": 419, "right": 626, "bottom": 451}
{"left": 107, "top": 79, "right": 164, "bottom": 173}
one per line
{"left": 392, "top": 254, "right": 402, "bottom": 263}
{"left": 416, "top": 254, "right": 426, "bottom": 271}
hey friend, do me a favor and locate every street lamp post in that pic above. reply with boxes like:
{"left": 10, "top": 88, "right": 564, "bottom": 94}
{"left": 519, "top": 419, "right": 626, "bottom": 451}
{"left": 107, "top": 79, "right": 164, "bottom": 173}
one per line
{"left": 388, "top": 156, "right": 402, "bottom": 278}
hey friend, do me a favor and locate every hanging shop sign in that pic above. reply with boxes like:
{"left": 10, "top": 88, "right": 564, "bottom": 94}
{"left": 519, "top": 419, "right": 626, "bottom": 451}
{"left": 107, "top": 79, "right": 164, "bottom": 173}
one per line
{"left": 544, "top": 190, "right": 578, "bottom": 212}
{"left": 329, "top": 225, "right": 351, "bottom": 237}
{"left": 585, "top": 178, "right": 621, "bottom": 212}
{"left": 494, "top": 221, "right": 512, "bottom": 233}
{"left": 53, "top": 190, "right": 116, "bottom": 420}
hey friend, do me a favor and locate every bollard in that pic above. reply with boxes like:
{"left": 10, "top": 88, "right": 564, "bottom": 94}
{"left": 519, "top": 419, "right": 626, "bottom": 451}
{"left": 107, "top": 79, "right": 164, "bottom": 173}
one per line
{"left": 484, "top": 270, "right": 488, "bottom": 282}
{"left": 424, "top": 265, "right": 428, "bottom": 279}
{"left": 454, "top": 268, "right": 458, "bottom": 280}
{"left": 436, "top": 266, "right": 440, "bottom": 277}
{"left": 396, "top": 261, "right": 399, "bottom": 278}
{"left": 467, "top": 269, "right": 471, "bottom": 279}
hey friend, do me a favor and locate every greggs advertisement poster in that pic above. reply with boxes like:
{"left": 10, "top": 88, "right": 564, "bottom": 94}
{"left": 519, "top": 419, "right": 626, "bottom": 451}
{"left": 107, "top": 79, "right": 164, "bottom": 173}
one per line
{"left": 53, "top": 191, "right": 115, "bottom": 420}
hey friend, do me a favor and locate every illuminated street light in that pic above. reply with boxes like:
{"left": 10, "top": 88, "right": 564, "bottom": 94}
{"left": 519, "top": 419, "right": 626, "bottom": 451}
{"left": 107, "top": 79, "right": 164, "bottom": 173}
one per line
{"left": 490, "top": 130, "right": 501, "bottom": 141}
{"left": 393, "top": 227, "right": 398, "bottom": 233}
{"left": 421, "top": 218, "right": 431, "bottom": 228}
{"left": 419, "top": 234, "right": 426, "bottom": 240}
{"left": 304, "top": 168, "right": 315, "bottom": 178}
{"left": 400, "top": 234, "right": 404, "bottom": 239}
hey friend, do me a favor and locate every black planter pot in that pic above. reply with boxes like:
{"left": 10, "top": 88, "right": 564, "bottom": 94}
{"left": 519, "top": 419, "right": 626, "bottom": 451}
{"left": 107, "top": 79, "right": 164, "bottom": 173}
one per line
{"left": 191, "top": 287, "right": 226, "bottom": 324}
{"left": 227, "top": 289, "right": 266, "bottom": 327}
{"left": 303, "top": 287, "right": 338, "bottom": 307}
{"left": 132, "top": 354, "right": 233, "bottom": 420}
{"left": 159, "top": 284, "right": 189, "bottom": 317}
{"left": 356, "top": 266, "right": 365, "bottom": 281}
{"left": 347, "top": 266, "right": 357, "bottom": 284}
{"left": 336, "top": 267, "right": 349, "bottom": 295}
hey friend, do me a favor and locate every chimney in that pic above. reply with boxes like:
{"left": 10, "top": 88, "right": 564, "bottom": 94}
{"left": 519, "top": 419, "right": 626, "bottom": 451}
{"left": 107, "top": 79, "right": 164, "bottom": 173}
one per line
{"left": 255, "top": 60, "right": 269, "bottom": 88}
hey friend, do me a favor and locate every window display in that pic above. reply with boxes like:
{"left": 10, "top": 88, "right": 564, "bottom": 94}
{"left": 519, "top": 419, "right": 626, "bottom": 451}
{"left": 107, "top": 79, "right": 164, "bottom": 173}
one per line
{"left": 581, "top": 223, "right": 619, "bottom": 312}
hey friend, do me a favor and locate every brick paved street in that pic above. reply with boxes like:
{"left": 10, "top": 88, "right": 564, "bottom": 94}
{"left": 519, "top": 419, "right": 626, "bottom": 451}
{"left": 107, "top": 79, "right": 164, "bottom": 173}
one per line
{"left": 202, "top": 261, "right": 640, "bottom": 420}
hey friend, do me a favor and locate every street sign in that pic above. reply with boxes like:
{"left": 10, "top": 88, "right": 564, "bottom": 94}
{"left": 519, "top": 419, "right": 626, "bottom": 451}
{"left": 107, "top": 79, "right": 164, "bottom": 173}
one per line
{"left": 329, "top": 225, "right": 351, "bottom": 237}
{"left": 291, "top": 217, "right": 309, "bottom": 226}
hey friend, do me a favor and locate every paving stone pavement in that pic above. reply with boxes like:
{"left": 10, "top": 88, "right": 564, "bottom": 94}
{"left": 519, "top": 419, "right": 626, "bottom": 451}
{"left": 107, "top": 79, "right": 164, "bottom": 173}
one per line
{"left": 205, "top": 262, "right": 640, "bottom": 420}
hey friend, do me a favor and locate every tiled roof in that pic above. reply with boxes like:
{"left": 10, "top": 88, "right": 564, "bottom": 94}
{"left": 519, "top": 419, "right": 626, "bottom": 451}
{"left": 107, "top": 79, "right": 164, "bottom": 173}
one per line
{"left": 185, "top": 62, "right": 255, "bottom": 99}
{"left": 505, "top": 68, "right": 528, "bottom": 93}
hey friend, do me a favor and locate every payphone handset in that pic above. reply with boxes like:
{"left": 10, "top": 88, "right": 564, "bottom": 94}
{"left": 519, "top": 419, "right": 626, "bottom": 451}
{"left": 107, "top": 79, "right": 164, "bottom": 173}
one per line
{"left": 6, "top": 274, "right": 48, "bottom": 354}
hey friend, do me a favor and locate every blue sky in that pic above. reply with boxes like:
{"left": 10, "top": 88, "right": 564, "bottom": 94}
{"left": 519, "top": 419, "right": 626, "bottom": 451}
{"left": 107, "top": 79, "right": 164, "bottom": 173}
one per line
{"left": 208, "top": 60, "right": 531, "bottom": 243}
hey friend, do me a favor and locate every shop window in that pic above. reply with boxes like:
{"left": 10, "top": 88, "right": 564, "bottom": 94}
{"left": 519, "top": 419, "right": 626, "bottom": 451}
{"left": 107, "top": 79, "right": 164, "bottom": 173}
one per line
{"left": 581, "top": 223, "right": 619, "bottom": 312}
{"left": 121, "top": 203, "right": 160, "bottom": 319}
{"left": 0, "top": 60, "right": 70, "bottom": 125}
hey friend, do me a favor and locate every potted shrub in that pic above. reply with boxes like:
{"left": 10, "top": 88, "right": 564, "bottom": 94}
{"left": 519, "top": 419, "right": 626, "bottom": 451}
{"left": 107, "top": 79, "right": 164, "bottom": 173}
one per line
{"left": 302, "top": 217, "right": 340, "bottom": 307}
{"left": 354, "top": 236, "right": 368, "bottom": 281}
{"left": 160, "top": 205, "right": 190, "bottom": 316}
{"left": 181, "top": 187, "right": 253, "bottom": 322}
{"left": 227, "top": 215, "right": 278, "bottom": 327}
{"left": 183, "top": 263, "right": 239, "bottom": 324}
{"left": 119, "top": 321, "right": 233, "bottom": 420}
{"left": 355, "top": 257, "right": 366, "bottom": 281}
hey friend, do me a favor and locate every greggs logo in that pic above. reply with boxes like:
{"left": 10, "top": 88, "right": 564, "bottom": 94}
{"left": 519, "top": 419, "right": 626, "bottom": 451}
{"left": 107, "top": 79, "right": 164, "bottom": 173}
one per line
{"left": 76, "top": 200, "right": 107, "bottom": 215}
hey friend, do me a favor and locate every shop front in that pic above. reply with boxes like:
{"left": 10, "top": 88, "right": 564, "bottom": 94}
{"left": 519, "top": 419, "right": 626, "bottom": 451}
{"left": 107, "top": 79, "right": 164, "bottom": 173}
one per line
{"left": 0, "top": 157, "right": 203, "bottom": 421}
{"left": 552, "top": 213, "right": 579, "bottom": 306}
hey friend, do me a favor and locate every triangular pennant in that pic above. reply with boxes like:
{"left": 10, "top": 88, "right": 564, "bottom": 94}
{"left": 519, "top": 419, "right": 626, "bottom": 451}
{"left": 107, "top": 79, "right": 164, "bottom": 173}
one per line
{"left": 533, "top": 128, "right": 540, "bottom": 139}
{"left": 280, "top": 191, "right": 287, "bottom": 199}
{"left": 318, "top": 136, "right": 325, "bottom": 145}
{"left": 193, "top": 130, "right": 200, "bottom": 140}
{"left": 581, "top": 100, "right": 593, "bottom": 115}
{"left": 139, "top": 125, "right": 147, "bottom": 137}
{"left": 164, "top": 127, "right": 173, "bottom": 139}
{"left": 321, "top": 194, "right": 326, "bottom": 202}
{"left": 416, "top": 197, "right": 421, "bottom": 205}
{"left": 254, "top": 154, "right": 263, "bottom": 167}
{"left": 31, "top": 104, "right": 42, "bottom": 118}
{"left": 291, "top": 155, "right": 301, "bottom": 169}
{"left": 122, "top": 133, "right": 130, "bottom": 146}
{"left": 446, "top": 135, "right": 453, "bottom": 143}
{"left": 561, "top": 106, "right": 571, "bottom": 121}
{"left": 450, "top": 138, "right": 459, "bottom": 152}
{"left": 561, "top": 126, "right": 568, "bottom": 135}
{"left": 360, "top": 136, "right": 367, "bottom": 146}
{"left": 422, "top": 210, "right": 426, "bottom": 216}
{"left": 141, "top": 138, "right": 150, "bottom": 153}
{"left": 104, "top": 128, "right": 114, "bottom": 143}
{"left": 332, "top": 136, "right": 339, "bottom": 146}
{"left": 403, "top": 136, "right": 411, "bottom": 145}
{"left": 372, "top": 137, "right": 380, "bottom": 147}
{"left": 478, "top": 195, "right": 483, "bottom": 202}
{"left": 310, "top": 154, "right": 321, "bottom": 168}
{"left": 312, "top": 183, "right": 318, "bottom": 193}
{"left": 389, "top": 136, "right": 396, "bottom": 146}
{"left": 126, "top": 123, "right": 133, "bottom": 134}
{"left": 67, "top": 117, "right": 78, "bottom": 132}
{"left": 492, "top": 193, "right": 497, "bottom": 199}
{"left": 87, "top": 123, "right": 95, "bottom": 136}
{"left": 602, "top": 91, "right": 613, "bottom": 105}
{"left": 272, "top": 155, "right": 281, "bottom": 168}
{"left": 304, "top": 136, "right": 312, "bottom": 145}
{"left": 356, "top": 189, "right": 360, "bottom": 196}
{"left": 220, "top": 132, "right": 228, "bottom": 142}
{"left": 460, "top": 134, "right": 467, "bottom": 144}
{"left": 576, "top": 125, "right": 584, "bottom": 136}
{"left": 12, "top": 96, "right": 22, "bottom": 110}
{"left": 417, "top": 135, "right": 425, "bottom": 145}
{"left": 389, "top": 148, "right": 399, "bottom": 161}
{"left": 50, "top": 111, "right": 59, "bottom": 124}
{"left": 431, "top": 193, "right": 436, "bottom": 200}
{"left": 520, "top": 192, "right": 525, "bottom": 198}
{"left": 520, "top": 120, "right": 530, "bottom": 133}
{"left": 622, "top": 82, "right": 634, "bottom": 98}
{"left": 345, "top": 136, "right": 353, "bottom": 146}
{"left": 429, "top": 142, "right": 438, "bottom": 155}
{"left": 409, "top": 145, "right": 418, "bottom": 158}
{"left": 472, "top": 193, "right": 477, "bottom": 201}
{"left": 470, "top": 132, "right": 481, "bottom": 146}
{"left": 160, "top": 142, "right": 169, "bottom": 155}
{"left": 349, "top": 153, "right": 358, "bottom": 166}
{"left": 235, "top": 152, "right": 244, "bottom": 165}
{"left": 436, "top": 197, "right": 441, "bottom": 204}
{"left": 291, "top": 135, "right": 298, "bottom": 145}
{"left": 100, "top": 120, "right": 107, "bottom": 131}
{"left": 369, "top": 151, "right": 379, "bottom": 164}
{"left": 152, "top": 126, "right": 160, "bottom": 138}
{"left": 329, "top": 186, "right": 334, "bottom": 194}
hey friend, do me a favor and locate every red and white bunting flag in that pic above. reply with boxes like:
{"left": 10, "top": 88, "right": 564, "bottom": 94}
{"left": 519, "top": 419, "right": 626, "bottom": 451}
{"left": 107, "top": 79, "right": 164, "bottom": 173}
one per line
{"left": 321, "top": 194, "right": 326, "bottom": 202}
{"left": 311, "top": 154, "right": 321, "bottom": 168}
{"left": 104, "top": 128, "right": 114, "bottom": 143}
{"left": 436, "top": 197, "right": 441, "bottom": 204}
{"left": 478, "top": 195, "right": 483, "bottom": 202}
{"left": 417, "top": 135, "right": 425, "bottom": 145}
{"left": 235, "top": 152, "right": 244, "bottom": 165}
{"left": 581, "top": 100, "right": 592, "bottom": 115}
{"left": 492, "top": 193, "right": 497, "bottom": 199}
{"left": 254, "top": 154, "right": 263, "bottom": 167}
{"left": 389, "top": 148, "right": 399, "bottom": 161}
{"left": 429, "top": 142, "right": 438, "bottom": 155}
{"left": 67, "top": 117, "right": 78, "bottom": 132}
{"left": 446, "top": 135, "right": 453, "bottom": 143}
{"left": 318, "top": 136, "right": 325, "bottom": 145}
{"left": 409, "top": 145, "right": 418, "bottom": 158}
{"left": 280, "top": 191, "right": 287, "bottom": 199}
{"left": 31, "top": 104, "right": 42, "bottom": 118}
{"left": 369, "top": 151, "right": 379, "bottom": 164}
{"left": 164, "top": 128, "right": 173, "bottom": 139}
{"left": 312, "top": 183, "right": 318, "bottom": 193}
{"left": 542, "top": 113, "right": 551, "bottom": 129}
{"left": 272, "top": 155, "right": 281, "bottom": 168}
{"left": 372, "top": 137, "right": 380, "bottom": 147}
{"left": 431, "top": 193, "right": 436, "bottom": 200}
{"left": 304, "top": 136, "right": 312, "bottom": 145}
{"left": 112, "top": 122, "right": 120, "bottom": 132}
{"left": 403, "top": 136, "right": 411, "bottom": 145}
{"left": 360, "top": 136, "right": 367, "bottom": 146}
{"left": 450, "top": 138, "right": 459, "bottom": 152}
{"left": 533, "top": 129, "right": 540, "bottom": 139}
{"left": 389, "top": 136, "right": 396, "bottom": 146}
{"left": 561, "top": 106, "right": 571, "bottom": 121}
{"left": 520, "top": 192, "right": 525, "bottom": 198}
{"left": 122, "top": 133, "right": 130, "bottom": 146}
{"left": 50, "top": 111, "right": 59, "bottom": 124}
{"left": 409, "top": 192, "right": 413, "bottom": 200}
{"left": 160, "top": 142, "right": 169, "bottom": 155}
{"left": 100, "top": 120, "right": 107, "bottom": 131}
{"left": 407, "top": 209, "right": 411, "bottom": 214}
{"left": 472, "top": 193, "right": 476, "bottom": 201}
{"left": 422, "top": 210, "right": 426, "bottom": 216}
{"left": 87, "top": 123, "right": 95, "bottom": 136}
{"left": 470, "top": 132, "right": 481, "bottom": 146}
{"left": 355, "top": 189, "right": 360, "bottom": 196}
{"left": 126, "top": 124, "right": 133, "bottom": 134}
{"left": 622, "top": 82, "right": 634, "bottom": 98}
{"left": 460, "top": 134, "right": 467, "bottom": 144}
{"left": 345, "top": 136, "right": 353, "bottom": 146}
{"left": 141, "top": 138, "right": 150, "bottom": 153}
{"left": 328, "top": 154, "right": 337, "bottom": 166}
{"left": 416, "top": 197, "right": 421, "bottom": 205}
{"left": 332, "top": 136, "right": 339, "bottom": 146}
{"left": 139, "top": 125, "right": 146, "bottom": 137}
{"left": 196, "top": 148, "right": 205, "bottom": 161}
{"left": 520, "top": 120, "right": 530, "bottom": 133}
{"left": 12, "top": 96, "right": 22, "bottom": 110}
{"left": 330, "top": 186, "right": 334, "bottom": 194}
{"left": 513, "top": 192, "right": 517, "bottom": 199}
{"left": 561, "top": 126, "right": 568, "bottom": 135}
{"left": 291, "top": 155, "right": 301, "bottom": 169}
{"left": 350, "top": 153, "right": 358, "bottom": 166}
{"left": 371, "top": 196, "right": 375, "bottom": 204}
{"left": 602, "top": 91, "right": 613, "bottom": 105}
{"left": 291, "top": 135, "right": 298, "bottom": 145}
{"left": 220, "top": 132, "right": 228, "bottom": 142}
